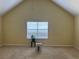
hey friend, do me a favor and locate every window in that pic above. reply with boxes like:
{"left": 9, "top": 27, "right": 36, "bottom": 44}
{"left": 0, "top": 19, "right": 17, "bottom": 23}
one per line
{"left": 27, "top": 22, "right": 48, "bottom": 39}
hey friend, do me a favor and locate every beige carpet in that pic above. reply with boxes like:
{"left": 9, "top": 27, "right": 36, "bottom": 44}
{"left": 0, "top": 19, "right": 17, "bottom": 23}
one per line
{"left": 0, "top": 46, "right": 79, "bottom": 59}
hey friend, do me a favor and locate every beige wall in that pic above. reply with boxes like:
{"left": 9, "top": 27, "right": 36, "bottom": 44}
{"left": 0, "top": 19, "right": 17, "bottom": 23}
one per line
{"left": 0, "top": 16, "right": 2, "bottom": 45}
{"left": 74, "top": 16, "right": 79, "bottom": 48}
{"left": 3, "top": 0, "right": 74, "bottom": 46}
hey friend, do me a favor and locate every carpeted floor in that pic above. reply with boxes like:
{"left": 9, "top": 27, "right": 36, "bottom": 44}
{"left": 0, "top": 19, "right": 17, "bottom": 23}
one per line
{"left": 0, "top": 46, "right": 79, "bottom": 59}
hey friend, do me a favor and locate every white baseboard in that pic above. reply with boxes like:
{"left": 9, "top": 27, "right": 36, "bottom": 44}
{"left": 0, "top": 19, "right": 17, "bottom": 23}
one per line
{"left": 3, "top": 44, "right": 72, "bottom": 47}
{"left": 43, "top": 45, "right": 73, "bottom": 47}
{"left": 74, "top": 46, "right": 79, "bottom": 50}
{"left": 3, "top": 44, "right": 27, "bottom": 46}
{"left": 0, "top": 44, "right": 3, "bottom": 47}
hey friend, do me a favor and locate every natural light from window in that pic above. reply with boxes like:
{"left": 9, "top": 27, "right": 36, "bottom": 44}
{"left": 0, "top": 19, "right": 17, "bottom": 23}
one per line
{"left": 27, "top": 22, "right": 48, "bottom": 39}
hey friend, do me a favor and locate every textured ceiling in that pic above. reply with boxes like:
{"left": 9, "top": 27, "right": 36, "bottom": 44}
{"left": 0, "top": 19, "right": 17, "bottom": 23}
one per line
{"left": 52, "top": 0, "right": 79, "bottom": 16}
{"left": 0, "top": 0, "right": 23, "bottom": 16}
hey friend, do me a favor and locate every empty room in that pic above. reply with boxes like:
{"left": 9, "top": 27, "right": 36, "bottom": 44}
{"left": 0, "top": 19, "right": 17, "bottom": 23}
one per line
{"left": 0, "top": 0, "right": 79, "bottom": 59}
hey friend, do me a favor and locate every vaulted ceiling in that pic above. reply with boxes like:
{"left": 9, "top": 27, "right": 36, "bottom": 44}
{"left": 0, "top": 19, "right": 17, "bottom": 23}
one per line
{"left": 0, "top": 0, "right": 23, "bottom": 16}
{"left": 0, "top": 0, "right": 79, "bottom": 16}
{"left": 52, "top": 0, "right": 79, "bottom": 16}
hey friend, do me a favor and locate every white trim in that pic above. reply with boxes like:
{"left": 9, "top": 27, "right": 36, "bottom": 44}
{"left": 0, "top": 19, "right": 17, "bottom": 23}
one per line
{"left": 0, "top": 44, "right": 3, "bottom": 47}
{"left": 74, "top": 46, "right": 79, "bottom": 50}
{"left": 43, "top": 45, "right": 72, "bottom": 47}
{"left": 0, "top": 41, "right": 3, "bottom": 47}
{"left": 3, "top": 44, "right": 72, "bottom": 47}
{"left": 3, "top": 44, "right": 27, "bottom": 46}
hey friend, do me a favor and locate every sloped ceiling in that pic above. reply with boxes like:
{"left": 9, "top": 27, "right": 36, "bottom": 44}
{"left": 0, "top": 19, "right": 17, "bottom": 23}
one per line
{"left": 52, "top": 0, "right": 79, "bottom": 16}
{"left": 0, "top": 0, "right": 23, "bottom": 16}
{"left": 0, "top": 0, "right": 79, "bottom": 16}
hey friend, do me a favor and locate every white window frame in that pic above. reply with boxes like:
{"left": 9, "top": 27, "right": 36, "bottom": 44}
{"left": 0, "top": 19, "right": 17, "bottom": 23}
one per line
{"left": 26, "top": 21, "right": 48, "bottom": 39}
